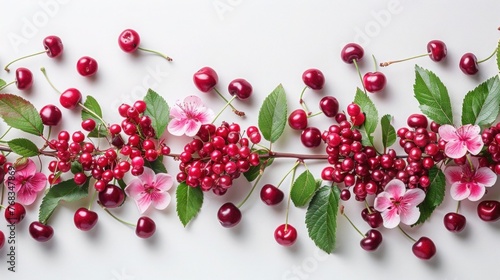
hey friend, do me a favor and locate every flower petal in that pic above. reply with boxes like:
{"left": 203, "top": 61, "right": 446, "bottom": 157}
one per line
{"left": 183, "top": 119, "right": 202, "bottom": 137}
{"left": 466, "top": 135, "right": 483, "bottom": 155}
{"left": 381, "top": 208, "right": 401, "bottom": 229}
{"left": 474, "top": 167, "right": 497, "bottom": 187}
{"left": 167, "top": 118, "right": 188, "bottom": 136}
{"left": 15, "top": 159, "right": 36, "bottom": 179}
{"left": 140, "top": 167, "right": 156, "bottom": 186}
{"left": 125, "top": 178, "right": 145, "bottom": 199}
{"left": 402, "top": 188, "right": 425, "bottom": 207}
{"left": 195, "top": 108, "right": 215, "bottom": 124}
{"left": 169, "top": 103, "right": 186, "bottom": 119}
{"left": 438, "top": 125, "right": 457, "bottom": 142}
{"left": 16, "top": 186, "right": 38, "bottom": 205}
{"left": 135, "top": 193, "right": 152, "bottom": 214}
{"left": 154, "top": 173, "right": 173, "bottom": 192}
{"left": 444, "top": 140, "right": 467, "bottom": 159}
{"left": 450, "top": 182, "right": 470, "bottom": 201}
{"left": 399, "top": 205, "right": 421, "bottom": 225}
{"left": 183, "top": 95, "right": 203, "bottom": 107}
{"left": 151, "top": 192, "right": 171, "bottom": 210}
{"left": 383, "top": 179, "right": 406, "bottom": 199}
{"left": 374, "top": 192, "right": 393, "bottom": 212}
{"left": 468, "top": 183, "right": 486, "bottom": 201}
{"left": 29, "top": 173, "right": 47, "bottom": 192}
{"left": 459, "top": 124, "right": 480, "bottom": 139}
{"left": 444, "top": 166, "right": 463, "bottom": 184}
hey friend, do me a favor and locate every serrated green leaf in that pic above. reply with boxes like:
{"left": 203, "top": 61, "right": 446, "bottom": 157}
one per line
{"left": 258, "top": 84, "right": 287, "bottom": 143}
{"left": 413, "top": 65, "right": 453, "bottom": 125}
{"left": 81, "top": 96, "right": 109, "bottom": 138}
{"left": 8, "top": 138, "right": 39, "bottom": 157}
{"left": 144, "top": 156, "right": 167, "bottom": 174}
{"left": 291, "top": 170, "right": 317, "bottom": 207}
{"left": 306, "top": 185, "right": 340, "bottom": 253}
{"left": 381, "top": 114, "right": 396, "bottom": 149}
{"left": 38, "top": 179, "right": 89, "bottom": 224}
{"left": 0, "top": 93, "right": 43, "bottom": 136}
{"left": 176, "top": 182, "right": 204, "bottom": 227}
{"left": 70, "top": 161, "right": 83, "bottom": 174}
{"left": 244, "top": 149, "right": 274, "bottom": 182}
{"left": 413, "top": 167, "right": 445, "bottom": 226}
{"left": 461, "top": 76, "right": 500, "bottom": 128}
{"left": 354, "top": 88, "right": 378, "bottom": 145}
{"left": 144, "top": 89, "right": 169, "bottom": 139}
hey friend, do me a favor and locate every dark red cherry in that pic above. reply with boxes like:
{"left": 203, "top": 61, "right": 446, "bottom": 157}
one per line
{"left": 76, "top": 56, "right": 98, "bottom": 77}
{"left": 407, "top": 114, "right": 428, "bottom": 129}
{"left": 260, "top": 184, "right": 284, "bottom": 206}
{"left": 217, "top": 202, "right": 241, "bottom": 228}
{"left": 15, "top": 67, "right": 33, "bottom": 90}
{"left": 228, "top": 78, "right": 252, "bottom": 100}
{"left": 341, "top": 43, "right": 364, "bottom": 64}
{"left": 118, "top": 29, "right": 140, "bottom": 53}
{"left": 301, "top": 127, "right": 322, "bottom": 148}
{"left": 43, "top": 35, "right": 64, "bottom": 58}
{"left": 443, "top": 212, "right": 466, "bottom": 232}
{"left": 274, "top": 224, "right": 297, "bottom": 246}
{"left": 60, "top": 88, "right": 82, "bottom": 109}
{"left": 136, "top": 216, "right": 156, "bottom": 238}
{"left": 193, "top": 67, "right": 218, "bottom": 92}
{"left": 302, "top": 68, "right": 325, "bottom": 90}
{"left": 74, "top": 207, "right": 98, "bottom": 231}
{"left": 360, "top": 229, "right": 383, "bottom": 251}
{"left": 363, "top": 72, "right": 386, "bottom": 93}
{"left": 288, "top": 109, "right": 308, "bottom": 130}
{"left": 477, "top": 200, "right": 500, "bottom": 222}
{"left": 0, "top": 230, "right": 4, "bottom": 249}
{"left": 427, "top": 40, "right": 447, "bottom": 62}
{"left": 459, "top": 53, "right": 479, "bottom": 75}
{"left": 29, "top": 221, "right": 54, "bottom": 242}
{"left": 319, "top": 96, "right": 339, "bottom": 117}
{"left": 361, "top": 208, "right": 383, "bottom": 228}
{"left": 412, "top": 237, "right": 436, "bottom": 260}
{"left": 98, "top": 184, "right": 125, "bottom": 208}
{"left": 5, "top": 202, "right": 26, "bottom": 224}
{"left": 39, "top": 104, "right": 62, "bottom": 126}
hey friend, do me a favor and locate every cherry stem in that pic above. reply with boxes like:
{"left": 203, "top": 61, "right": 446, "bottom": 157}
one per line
{"left": 4, "top": 50, "right": 47, "bottom": 72}
{"left": 371, "top": 54, "right": 378, "bottom": 72}
{"left": 0, "top": 81, "right": 15, "bottom": 91}
{"left": 284, "top": 163, "right": 298, "bottom": 230}
{"left": 101, "top": 206, "right": 135, "bottom": 227}
{"left": 0, "top": 182, "right": 4, "bottom": 208}
{"left": 353, "top": 59, "right": 367, "bottom": 94}
{"left": 237, "top": 172, "right": 264, "bottom": 208}
{"left": 364, "top": 200, "right": 373, "bottom": 214}
{"left": 40, "top": 67, "right": 61, "bottom": 94}
{"left": 212, "top": 95, "right": 238, "bottom": 124}
{"left": 307, "top": 111, "right": 323, "bottom": 118}
{"left": 0, "top": 126, "right": 12, "bottom": 141}
{"left": 137, "top": 47, "right": 173, "bottom": 61}
{"left": 299, "top": 86, "right": 311, "bottom": 114}
{"left": 455, "top": 201, "right": 461, "bottom": 214}
{"left": 398, "top": 225, "right": 417, "bottom": 243}
{"left": 78, "top": 103, "right": 108, "bottom": 127}
{"left": 213, "top": 88, "right": 245, "bottom": 116}
{"left": 379, "top": 53, "right": 428, "bottom": 67}
{"left": 275, "top": 161, "right": 301, "bottom": 189}
{"left": 342, "top": 211, "right": 365, "bottom": 238}
{"left": 88, "top": 184, "right": 97, "bottom": 210}
{"left": 477, "top": 46, "right": 498, "bottom": 64}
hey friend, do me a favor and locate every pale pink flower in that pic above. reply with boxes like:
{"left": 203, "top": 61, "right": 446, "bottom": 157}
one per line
{"left": 444, "top": 157, "right": 496, "bottom": 201}
{"left": 125, "top": 167, "right": 173, "bottom": 214}
{"left": 4, "top": 159, "right": 47, "bottom": 205}
{"left": 374, "top": 179, "right": 425, "bottom": 229}
{"left": 438, "top": 124, "right": 483, "bottom": 159}
{"left": 167, "top": 95, "right": 214, "bottom": 137}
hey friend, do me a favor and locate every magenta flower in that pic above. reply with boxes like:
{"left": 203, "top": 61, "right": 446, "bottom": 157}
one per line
{"left": 444, "top": 157, "right": 496, "bottom": 201}
{"left": 167, "top": 95, "right": 214, "bottom": 137}
{"left": 438, "top": 124, "right": 483, "bottom": 159}
{"left": 124, "top": 167, "right": 173, "bottom": 214}
{"left": 4, "top": 159, "right": 47, "bottom": 205}
{"left": 374, "top": 179, "right": 425, "bottom": 229}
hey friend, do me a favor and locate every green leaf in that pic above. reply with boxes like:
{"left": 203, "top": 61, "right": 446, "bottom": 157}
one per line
{"left": 413, "top": 65, "right": 453, "bottom": 125}
{"left": 306, "top": 185, "right": 340, "bottom": 254}
{"left": 38, "top": 179, "right": 89, "bottom": 224}
{"left": 413, "top": 166, "right": 445, "bottom": 226}
{"left": 144, "top": 156, "right": 167, "bottom": 174}
{"left": 380, "top": 114, "right": 396, "bottom": 149}
{"left": 0, "top": 79, "right": 6, "bottom": 88}
{"left": 258, "top": 84, "right": 287, "bottom": 143}
{"left": 176, "top": 182, "right": 204, "bottom": 227}
{"left": 144, "top": 89, "right": 169, "bottom": 138}
{"left": 117, "top": 179, "right": 127, "bottom": 190}
{"left": 7, "top": 138, "right": 39, "bottom": 157}
{"left": 244, "top": 149, "right": 273, "bottom": 182}
{"left": 70, "top": 161, "right": 83, "bottom": 174}
{"left": 0, "top": 93, "right": 44, "bottom": 136}
{"left": 81, "top": 96, "right": 109, "bottom": 138}
{"left": 354, "top": 88, "right": 378, "bottom": 145}
{"left": 291, "top": 170, "right": 317, "bottom": 207}
{"left": 497, "top": 40, "right": 500, "bottom": 73}
{"left": 461, "top": 76, "right": 500, "bottom": 128}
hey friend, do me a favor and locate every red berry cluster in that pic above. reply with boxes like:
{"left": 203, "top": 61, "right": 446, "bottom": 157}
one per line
{"left": 481, "top": 123, "right": 500, "bottom": 174}
{"left": 176, "top": 122, "right": 262, "bottom": 195}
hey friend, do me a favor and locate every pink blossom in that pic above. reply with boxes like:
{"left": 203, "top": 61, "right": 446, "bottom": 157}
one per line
{"left": 438, "top": 124, "right": 483, "bottom": 159}
{"left": 125, "top": 167, "right": 173, "bottom": 214}
{"left": 374, "top": 179, "right": 425, "bottom": 229}
{"left": 167, "top": 95, "right": 214, "bottom": 137}
{"left": 444, "top": 157, "right": 496, "bottom": 201}
{"left": 4, "top": 159, "right": 47, "bottom": 205}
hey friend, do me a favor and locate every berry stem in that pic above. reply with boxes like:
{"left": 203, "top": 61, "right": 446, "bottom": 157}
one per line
{"left": 284, "top": 163, "right": 299, "bottom": 230}
{"left": 398, "top": 225, "right": 417, "bottom": 243}
{"left": 276, "top": 161, "right": 301, "bottom": 189}
{"left": 40, "top": 67, "right": 61, "bottom": 94}
{"left": 88, "top": 183, "right": 97, "bottom": 210}
{"left": 212, "top": 95, "right": 238, "bottom": 124}
{"left": 379, "top": 53, "right": 429, "bottom": 67}
{"left": 477, "top": 46, "right": 498, "bottom": 64}
{"left": 307, "top": 111, "right": 323, "bottom": 118}
{"left": 342, "top": 210, "right": 365, "bottom": 238}
{"left": 0, "top": 127, "right": 12, "bottom": 141}
{"left": 364, "top": 200, "right": 373, "bottom": 214}
{"left": 371, "top": 54, "right": 379, "bottom": 72}
{"left": 213, "top": 88, "right": 245, "bottom": 117}
{"left": 237, "top": 172, "right": 264, "bottom": 208}
{"left": 455, "top": 201, "right": 461, "bottom": 214}
{"left": 299, "top": 86, "right": 311, "bottom": 114}
{"left": 0, "top": 81, "right": 15, "bottom": 91}
{"left": 0, "top": 181, "right": 4, "bottom": 208}
{"left": 352, "top": 59, "right": 367, "bottom": 94}
{"left": 78, "top": 103, "right": 108, "bottom": 127}
{"left": 4, "top": 50, "right": 47, "bottom": 72}
{"left": 101, "top": 206, "right": 135, "bottom": 227}
{"left": 137, "top": 47, "right": 173, "bottom": 61}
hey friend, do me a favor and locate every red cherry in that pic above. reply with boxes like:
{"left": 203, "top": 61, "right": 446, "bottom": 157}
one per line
{"left": 363, "top": 72, "right": 386, "bottom": 93}
{"left": 301, "top": 127, "right": 322, "bottom": 148}
{"left": 136, "top": 216, "right": 156, "bottom": 238}
{"left": 351, "top": 113, "right": 366, "bottom": 126}
{"left": 217, "top": 202, "right": 241, "bottom": 228}
{"left": 477, "top": 200, "right": 500, "bottom": 222}
{"left": 341, "top": 43, "right": 364, "bottom": 64}
{"left": 459, "top": 53, "right": 479, "bottom": 75}
{"left": 274, "top": 224, "right": 297, "bottom": 246}
{"left": 412, "top": 237, "right": 436, "bottom": 260}
{"left": 81, "top": 119, "right": 96, "bottom": 131}
{"left": 361, "top": 208, "right": 383, "bottom": 228}
{"left": 260, "top": 184, "right": 284, "bottom": 206}
{"left": 5, "top": 202, "right": 26, "bottom": 224}
{"left": 98, "top": 184, "right": 125, "bottom": 208}
{"left": 228, "top": 78, "right": 252, "bottom": 100}
{"left": 43, "top": 35, "right": 64, "bottom": 58}
{"left": 319, "top": 96, "right": 339, "bottom": 117}
{"left": 288, "top": 109, "right": 308, "bottom": 130}
{"left": 302, "top": 68, "right": 325, "bottom": 90}
{"left": 118, "top": 29, "right": 140, "bottom": 53}
{"left": 0, "top": 230, "right": 4, "bottom": 250}
{"left": 443, "top": 212, "right": 466, "bottom": 232}
{"left": 60, "top": 88, "right": 82, "bottom": 109}
{"left": 346, "top": 103, "right": 361, "bottom": 117}
{"left": 74, "top": 208, "right": 98, "bottom": 231}
{"left": 360, "top": 229, "right": 383, "bottom": 251}
{"left": 193, "top": 67, "right": 218, "bottom": 92}
{"left": 29, "top": 221, "right": 54, "bottom": 242}
{"left": 427, "top": 40, "right": 447, "bottom": 62}
{"left": 407, "top": 114, "right": 428, "bottom": 128}
{"left": 15, "top": 67, "right": 33, "bottom": 90}
{"left": 76, "top": 56, "right": 98, "bottom": 76}
{"left": 39, "top": 104, "right": 62, "bottom": 126}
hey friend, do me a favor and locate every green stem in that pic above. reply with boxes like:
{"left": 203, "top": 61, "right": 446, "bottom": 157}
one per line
{"left": 398, "top": 225, "right": 416, "bottom": 242}
{"left": 213, "top": 88, "right": 244, "bottom": 117}
{"left": 379, "top": 53, "right": 429, "bottom": 67}
{"left": 299, "top": 86, "right": 311, "bottom": 114}
{"left": 285, "top": 164, "right": 299, "bottom": 228}
{"left": 477, "top": 46, "right": 498, "bottom": 64}
{"left": 371, "top": 54, "right": 378, "bottom": 72}
{"left": 353, "top": 59, "right": 367, "bottom": 94}
{"left": 88, "top": 184, "right": 97, "bottom": 210}
{"left": 137, "top": 47, "right": 173, "bottom": 61}
{"left": 0, "top": 126, "right": 12, "bottom": 140}
{"left": 364, "top": 200, "right": 373, "bottom": 214}
{"left": 307, "top": 111, "right": 323, "bottom": 118}
{"left": 0, "top": 81, "right": 15, "bottom": 91}
{"left": 212, "top": 95, "right": 237, "bottom": 124}
{"left": 237, "top": 173, "right": 264, "bottom": 208}
{"left": 102, "top": 207, "right": 135, "bottom": 227}
{"left": 5, "top": 50, "right": 47, "bottom": 72}
{"left": 455, "top": 201, "right": 461, "bottom": 213}
{"left": 0, "top": 182, "right": 4, "bottom": 208}
{"left": 276, "top": 161, "right": 301, "bottom": 189}
{"left": 78, "top": 103, "right": 108, "bottom": 127}
{"left": 40, "top": 67, "right": 61, "bottom": 94}
{"left": 342, "top": 212, "right": 365, "bottom": 238}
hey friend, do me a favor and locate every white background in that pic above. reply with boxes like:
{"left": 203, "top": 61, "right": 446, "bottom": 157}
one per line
{"left": 1, "top": 1, "right": 500, "bottom": 279}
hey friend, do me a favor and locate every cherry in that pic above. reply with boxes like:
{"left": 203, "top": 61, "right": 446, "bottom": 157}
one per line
{"left": 427, "top": 40, "right": 447, "bottom": 62}
{"left": 412, "top": 237, "right": 436, "bottom": 260}
{"left": 5, "top": 202, "right": 26, "bottom": 224}
{"left": 228, "top": 78, "right": 252, "bottom": 100}
{"left": 81, "top": 119, "right": 96, "bottom": 131}
{"left": 217, "top": 202, "right": 241, "bottom": 228}
{"left": 0, "top": 230, "right": 4, "bottom": 250}
{"left": 29, "top": 221, "right": 54, "bottom": 242}
{"left": 361, "top": 208, "right": 383, "bottom": 228}
{"left": 15, "top": 67, "right": 33, "bottom": 90}
{"left": 260, "top": 184, "right": 284, "bottom": 206}
{"left": 59, "top": 88, "right": 82, "bottom": 109}
{"left": 347, "top": 103, "right": 361, "bottom": 117}
{"left": 443, "top": 212, "right": 466, "bottom": 232}
{"left": 288, "top": 109, "right": 308, "bottom": 130}
{"left": 302, "top": 68, "right": 325, "bottom": 90}
{"left": 319, "top": 96, "right": 339, "bottom": 117}
{"left": 301, "top": 127, "right": 322, "bottom": 148}
{"left": 39, "top": 104, "right": 62, "bottom": 126}
{"left": 76, "top": 56, "right": 98, "bottom": 77}
{"left": 136, "top": 216, "right": 156, "bottom": 238}
{"left": 351, "top": 113, "right": 366, "bottom": 126}
{"left": 43, "top": 35, "right": 64, "bottom": 58}
{"left": 363, "top": 72, "right": 386, "bottom": 93}
{"left": 74, "top": 208, "right": 98, "bottom": 231}
{"left": 118, "top": 29, "right": 140, "bottom": 52}
{"left": 407, "top": 114, "right": 428, "bottom": 128}
{"left": 341, "top": 43, "right": 364, "bottom": 64}
{"left": 274, "top": 224, "right": 298, "bottom": 246}
{"left": 360, "top": 229, "right": 383, "bottom": 251}
{"left": 98, "top": 184, "right": 125, "bottom": 208}
{"left": 459, "top": 53, "right": 479, "bottom": 75}
{"left": 477, "top": 200, "right": 500, "bottom": 222}
{"left": 193, "top": 67, "right": 218, "bottom": 92}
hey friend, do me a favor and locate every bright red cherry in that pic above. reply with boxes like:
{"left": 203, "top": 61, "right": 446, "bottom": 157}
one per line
{"left": 5, "top": 202, "right": 26, "bottom": 224}
{"left": 193, "top": 67, "right": 218, "bottom": 92}
{"left": 288, "top": 109, "right": 308, "bottom": 130}
{"left": 274, "top": 224, "right": 297, "bottom": 246}
{"left": 319, "top": 96, "right": 339, "bottom": 117}
{"left": 228, "top": 78, "right": 252, "bottom": 100}
{"left": 477, "top": 200, "right": 500, "bottom": 222}
{"left": 29, "top": 221, "right": 54, "bottom": 242}
{"left": 217, "top": 202, "right": 241, "bottom": 228}
{"left": 301, "top": 127, "right": 322, "bottom": 148}
{"left": 74, "top": 208, "right": 98, "bottom": 231}
{"left": 43, "top": 35, "right": 64, "bottom": 58}
{"left": 347, "top": 103, "right": 361, "bottom": 117}
{"left": 0, "top": 230, "right": 4, "bottom": 250}
{"left": 459, "top": 53, "right": 479, "bottom": 75}
{"left": 341, "top": 43, "right": 364, "bottom": 64}
{"left": 39, "top": 104, "right": 62, "bottom": 126}
{"left": 360, "top": 229, "right": 383, "bottom": 251}
{"left": 302, "top": 68, "right": 325, "bottom": 90}
{"left": 412, "top": 237, "right": 436, "bottom": 260}
{"left": 98, "top": 184, "right": 125, "bottom": 208}
{"left": 136, "top": 216, "right": 156, "bottom": 238}
{"left": 351, "top": 112, "right": 366, "bottom": 126}
{"left": 363, "top": 72, "right": 386, "bottom": 93}
{"left": 443, "top": 212, "right": 466, "bottom": 232}
{"left": 15, "top": 67, "right": 33, "bottom": 90}
{"left": 361, "top": 208, "right": 383, "bottom": 228}
{"left": 407, "top": 114, "right": 428, "bottom": 128}
{"left": 76, "top": 56, "right": 98, "bottom": 77}
{"left": 427, "top": 40, "right": 447, "bottom": 62}
{"left": 60, "top": 88, "right": 82, "bottom": 109}
{"left": 118, "top": 29, "right": 140, "bottom": 53}
{"left": 260, "top": 184, "right": 284, "bottom": 205}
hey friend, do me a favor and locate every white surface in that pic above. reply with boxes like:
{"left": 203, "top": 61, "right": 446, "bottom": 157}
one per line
{"left": 1, "top": 1, "right": 500, "bottom": 279}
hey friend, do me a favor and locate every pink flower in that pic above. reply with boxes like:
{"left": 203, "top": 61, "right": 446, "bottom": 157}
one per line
{"left": 438, "top": 124, "right": 483, "bottom": 159}
{"left": 444, "top": 157, "right": 496, "bottom": 201}
{"left": 167, "top": 95, "right": 214, "bottom": 137}
{"left": 4, "top": 159, "right": 47, "bottom": 205}
{"left": 374, "top": 179, "right": 425, "bottom": 229}
{"left": 125, "top": 167, "right": 173, "bottom": 214}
